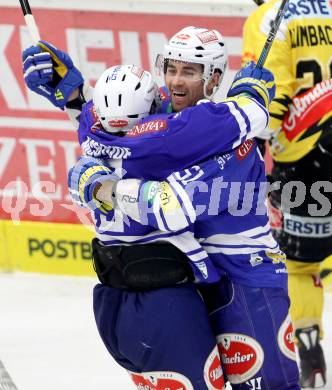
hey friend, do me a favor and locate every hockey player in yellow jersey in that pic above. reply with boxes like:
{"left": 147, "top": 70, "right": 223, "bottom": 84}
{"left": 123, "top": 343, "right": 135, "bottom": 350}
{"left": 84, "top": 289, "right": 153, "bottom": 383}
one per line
{"left": 242, "top": 0, "right": 332, "bottom": 387}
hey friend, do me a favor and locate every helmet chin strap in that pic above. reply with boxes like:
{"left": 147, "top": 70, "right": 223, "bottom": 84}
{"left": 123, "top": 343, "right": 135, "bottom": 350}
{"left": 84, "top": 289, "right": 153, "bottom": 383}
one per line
{"left": 202, "top": 65, "right": 223, "bottom": 100}
{"left": 203, "top": 76, "right": 219, "bottom": 100}
{"left": 204, "top": 68, "right": 225, "bottom": 99}
{"left": 203, "top": 81, "right": 213, "bottom": 100}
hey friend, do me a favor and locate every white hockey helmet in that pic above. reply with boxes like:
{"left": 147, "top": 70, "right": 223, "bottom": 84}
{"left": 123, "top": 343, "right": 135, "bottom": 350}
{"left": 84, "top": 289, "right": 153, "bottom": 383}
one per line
{"left": 156, "top": 26, "right": 228, "bottom": 98}
{"left": 93, "top": 65, "right": 159, "bottom": 133}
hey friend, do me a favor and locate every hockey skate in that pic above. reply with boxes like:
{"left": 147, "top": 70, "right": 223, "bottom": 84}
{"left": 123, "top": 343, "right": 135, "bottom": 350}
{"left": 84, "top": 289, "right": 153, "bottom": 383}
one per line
{"left": 295, "top": 325, "right": 326, "bottom": 388}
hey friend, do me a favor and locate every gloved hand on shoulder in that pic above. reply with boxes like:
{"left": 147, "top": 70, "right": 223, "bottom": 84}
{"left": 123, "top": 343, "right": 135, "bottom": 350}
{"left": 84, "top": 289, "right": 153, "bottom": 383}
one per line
{"left": 68, "top": 156, "right": 120, "bottom": 214}
{"left": 22, "top": 40, "right": 83, "bottom": 109}
{"left": 227, "top": 61, "right": 276, "bottom": 108}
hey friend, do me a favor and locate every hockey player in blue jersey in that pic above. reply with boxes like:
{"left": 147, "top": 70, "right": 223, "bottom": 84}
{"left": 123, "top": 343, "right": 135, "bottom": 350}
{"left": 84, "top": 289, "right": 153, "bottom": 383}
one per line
{"left": 22, "top": 26, "right": 300, "bottom": 389}
{"left": 72, "top": 63, "right": 299, "bottom": 389}
{"left": 69, "top": 62, "right": 273, "bottom": 389}
{"left": 82, "top": 72, "right": 299, "bottom": 389}
{"left": 22, "top": 28, "right": 231, "bottom": 389}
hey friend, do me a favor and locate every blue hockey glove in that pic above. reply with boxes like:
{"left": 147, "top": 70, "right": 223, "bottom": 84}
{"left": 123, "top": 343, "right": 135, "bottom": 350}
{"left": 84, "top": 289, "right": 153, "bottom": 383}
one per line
{"left": 22, "top": 46, "right": 53, "bottom": 85}
{"left": 22, "top": 40, "right": 84, "bottom": 109}
{"left": 68, "top": 156, "right": 119, "bottom": 214}
{"left": 227, "top": 61, "right": 276, "bottom": 108}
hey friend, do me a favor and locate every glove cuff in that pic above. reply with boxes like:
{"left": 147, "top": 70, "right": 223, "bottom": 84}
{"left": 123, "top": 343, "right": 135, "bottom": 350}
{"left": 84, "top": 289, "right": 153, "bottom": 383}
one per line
{"left": 55, "top": 67, "right": 84, "bottom": 109}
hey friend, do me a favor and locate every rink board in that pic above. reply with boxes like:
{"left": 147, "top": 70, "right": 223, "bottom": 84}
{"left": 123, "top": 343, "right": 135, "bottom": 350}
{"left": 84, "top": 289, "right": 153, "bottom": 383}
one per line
{"left": 0, "top": 220, "right": 95, "bottom": 275}
{"left": 1, "top": 219, "right": 332, "bottom": 289}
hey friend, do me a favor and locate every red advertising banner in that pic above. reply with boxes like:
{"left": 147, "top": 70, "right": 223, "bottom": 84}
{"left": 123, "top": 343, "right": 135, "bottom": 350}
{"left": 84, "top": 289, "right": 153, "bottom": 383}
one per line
{"left": 0, "top": 7, "right": 245, "bottom": 223}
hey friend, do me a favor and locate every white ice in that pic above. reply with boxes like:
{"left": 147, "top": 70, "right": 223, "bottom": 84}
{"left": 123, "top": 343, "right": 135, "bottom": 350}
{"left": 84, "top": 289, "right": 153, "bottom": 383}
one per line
{"left": 0, "top": 272, "right": 330, "bottom": 390}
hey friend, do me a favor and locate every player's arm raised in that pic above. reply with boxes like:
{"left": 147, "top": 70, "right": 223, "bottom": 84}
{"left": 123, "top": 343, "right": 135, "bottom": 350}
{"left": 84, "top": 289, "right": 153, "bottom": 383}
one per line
{"left": 22, "top": 40, "right": 93, "bottom": 126}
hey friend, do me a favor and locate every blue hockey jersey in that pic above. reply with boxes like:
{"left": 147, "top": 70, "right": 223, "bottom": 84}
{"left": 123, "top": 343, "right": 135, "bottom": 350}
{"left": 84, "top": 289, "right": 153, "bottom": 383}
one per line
{"left": 115, "top": 138, "right": 287, "bottom": 290}
{"left": 78, "top": 95, "right": 268, "bottom": 179}
{"left": 74, "top": 94, "right": 286, "bottom": 286}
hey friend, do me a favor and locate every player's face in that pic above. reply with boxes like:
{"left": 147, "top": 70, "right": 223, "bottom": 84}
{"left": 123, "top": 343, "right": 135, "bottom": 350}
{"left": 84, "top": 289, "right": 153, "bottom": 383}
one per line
{"left": 165, "top": 60, "right": 204, "bottom": 112}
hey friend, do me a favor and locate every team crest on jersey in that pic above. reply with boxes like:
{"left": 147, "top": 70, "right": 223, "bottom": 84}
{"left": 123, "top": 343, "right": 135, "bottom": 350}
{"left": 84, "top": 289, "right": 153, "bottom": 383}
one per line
{"left": 130, "top": 371, "right": 194, "bottom": 390}
{"left": 250, "top": 253, "right": 264, "bottom": 267}
{"left": 217, "top": 333, "right": 264, "bottom": 384}
{"left": 278, "top": 315, "right": 297, "bottom": 361}
{"left": 127, "top": 119, "right": 168, "bottom": 137}
{"left": 204, "top": 346, "right": 225, "bottom": 389}
{"left": 236, "top": 139, "right": 255, "bottom": 161}
{"left": 196, "top": 30, "right": 218, "bottom": 44}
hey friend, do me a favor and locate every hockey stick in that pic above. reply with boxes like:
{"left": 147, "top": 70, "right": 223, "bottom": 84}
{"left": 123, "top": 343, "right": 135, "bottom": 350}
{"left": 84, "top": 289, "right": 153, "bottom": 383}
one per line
{"left": 256, "top": 0, "right": 289, "bottom": 69}
{"left": 19, "top": 0, "right": 40, "bottom": 45}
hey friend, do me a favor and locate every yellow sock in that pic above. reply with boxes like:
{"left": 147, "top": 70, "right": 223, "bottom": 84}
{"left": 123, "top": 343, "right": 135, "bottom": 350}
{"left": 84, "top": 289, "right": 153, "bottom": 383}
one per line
{"left": 287, "top": 259, "right": 324, "bottom": 338}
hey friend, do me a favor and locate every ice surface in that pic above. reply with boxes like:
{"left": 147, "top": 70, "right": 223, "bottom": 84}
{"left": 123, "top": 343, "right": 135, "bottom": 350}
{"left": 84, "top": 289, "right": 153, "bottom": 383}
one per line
{"left": 0, "top": 272, "right": 330, "bottom": 390}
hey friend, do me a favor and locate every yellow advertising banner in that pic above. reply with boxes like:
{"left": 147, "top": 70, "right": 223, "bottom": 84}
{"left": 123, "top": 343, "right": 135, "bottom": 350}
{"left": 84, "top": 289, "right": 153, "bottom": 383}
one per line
{"left": 1, "top": 220, "right": 332, "bottom": 290}
{"left": 0, "top": 220, "right": 10, "bottom": 270}
{"left": 2, "top": 220, "right": 95, "bottom": 276}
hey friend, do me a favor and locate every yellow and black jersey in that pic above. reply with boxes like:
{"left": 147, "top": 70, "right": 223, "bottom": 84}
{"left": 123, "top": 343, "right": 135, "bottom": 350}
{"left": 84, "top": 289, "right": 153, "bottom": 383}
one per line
{"left": 242, "top": 0, "right": 332, "bottom": 162}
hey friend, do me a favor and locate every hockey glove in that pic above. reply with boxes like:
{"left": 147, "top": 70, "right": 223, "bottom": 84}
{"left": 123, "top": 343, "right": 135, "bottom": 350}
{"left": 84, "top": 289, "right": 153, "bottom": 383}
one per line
{"left": 22, "top": 40, "right": 83, "bottom": 109}
{"left": 227, "top": 61, "right": 276, "bottom": 108}
{"left": 68, "top": 156, "right": 119, "bottom": 214}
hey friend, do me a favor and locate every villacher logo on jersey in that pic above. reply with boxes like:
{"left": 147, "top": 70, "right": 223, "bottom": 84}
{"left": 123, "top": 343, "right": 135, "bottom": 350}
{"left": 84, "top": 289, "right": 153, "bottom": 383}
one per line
{"left": 130, "top": 371, "right": 194, "bottom": 390}
{"left": 278, "top": 315, "right": 297, "bottom": 361}
{"left": 204, "top": 346, "right": 225, "bottom": 389}
{"left": 217, "top": 333, "right": 264, "bottom": 384}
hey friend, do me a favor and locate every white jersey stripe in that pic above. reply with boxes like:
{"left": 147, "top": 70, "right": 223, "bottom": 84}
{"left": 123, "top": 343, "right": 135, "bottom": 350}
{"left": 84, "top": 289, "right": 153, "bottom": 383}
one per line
{"left": 152, "top": 197, "right": 168, "bottom": 231}
{"left": 200, "top": 231, "right": 278, "bottom": 248}
{"left": 203, "top": 243, "right": 279, "bottom": 255}
{"left": 167, "top": 174, "right": 197, "bottom": 223}
{"left": 199, "top": 222, "right": 272, "bottom": 244}
{"left": 225, "top": 101, "right": 248, "bottom": 149}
